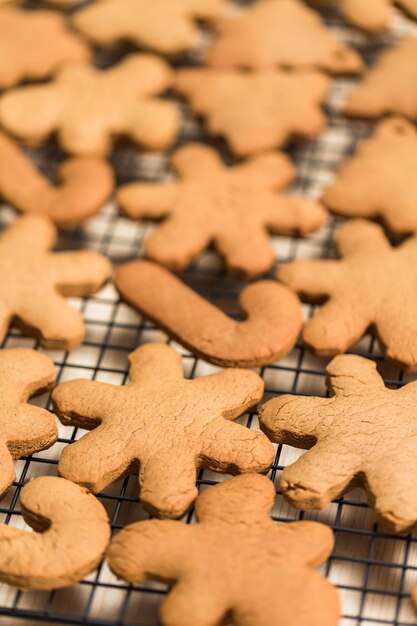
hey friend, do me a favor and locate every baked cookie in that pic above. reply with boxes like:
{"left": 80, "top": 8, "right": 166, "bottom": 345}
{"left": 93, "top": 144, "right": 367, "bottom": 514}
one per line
{"left": 0, "top": 476, "right": 110, "bottom": 589}
{"left": 278, "top": 219, "right": 417, "bottom": 370}
{"left": 0, "top": 54, "right": 179, "bottom": 156}
{"left": 52, "top": 343, "right": 274, "bottom": 519}
{"left": 108, "top": 474, "right": 340, "bottom": 626}
{"left": 261, "top": 354, "right": 417, "bottom": 532}
{"left": 0, "top": 7, "right": 89, "bottom": 89}
{"left": 344, "top": 38, "right": 417, "bottom": 120}
{"left": 115, "top": 261, "right": 302, "bottom": 368}
{"left": 310, "top": 0, "right": 417, "bottom": 32}
{"left": 72, "top": 0, "right": 226, "bottom": 55}
{"left": 118, "top": 144, "right": 327, "bottom": 276}
{"left": 0, "top": 214, "right": 111, "bottom": 349}
{"left": 0, "top": 132, "right": 114, "bottom": 229}
{"left": 207, "top": 0, "right": 363, "bottom": 74}
{"left": 0, "top": 348, "right": 56, "bottom": 499}
{"left": 323, "top": 117, "right": 417, "bottom": 234}
{"left": 175, "top": 68, "right": 330, "bottom": 156}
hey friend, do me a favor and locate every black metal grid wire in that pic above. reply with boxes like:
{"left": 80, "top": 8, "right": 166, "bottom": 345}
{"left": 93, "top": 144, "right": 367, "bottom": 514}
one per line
{"left": 1, "top": 3, "right": 417, "bottom": 625}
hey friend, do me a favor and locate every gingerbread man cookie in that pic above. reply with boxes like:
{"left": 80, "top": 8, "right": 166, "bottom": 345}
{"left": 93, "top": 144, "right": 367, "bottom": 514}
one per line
{"left": 311, "top": 0, "right": 417, "bottom": 32}
{"left": 52, "top": 343, "right": 274, "bottom": 519}
{"left": 0, "top": 348, "right": 56, "bottom": 499}
{"left": 278, "top": 219, "right": 417, "bottom": 370}
{"left": 175, "top": 68, "right": 330, "bottom": 156}
{"left": 108, "top": 474, "right": 340, "bottom": 626}
{"left": 344, "top": 38, "right": 417, "bottom": 120}
{"left": 323, "top": 117, "right": 417, "bottom": 235}
{"left": 118, "top": 145, "right": 327, "bottom": 275}
{"left": 0, "top": 214, "right": 111, "bottom": 349}
{"left": 0, "top": 6, "right": 90, "bottom": 89}
{"left": 115, "top": 261, "right": 302, "bottom": 367}
{"left": 72, "top": 0, "right": 226, "bottom": 55}
{"left": 261, "top": 354, "right": 417, "bottom": 532}
{"left": 0, "top": 54, "right": 179, "bottom": 156}
{"left": 0, "top": 132, "right": 114, "bottom": 229}
{"left": 207, "top": 0, "right": 363, "bottom": 74}
{"left": 0, "top": 476, "right": 110, "bottom": 589}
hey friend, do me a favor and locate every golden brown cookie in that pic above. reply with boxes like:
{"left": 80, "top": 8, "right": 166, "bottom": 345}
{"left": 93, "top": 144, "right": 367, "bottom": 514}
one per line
{"left": 344, "top": 38, "right": 417, "bottom": 120}
{"left": 0, "top": 214, "right": 111, "bottom": 349}
{"left": 108, "top": 474, "right": 340, "bottom": 626}
{"left": 72, "top": 0, "right": 226, "bottom": 55}
{"left": 118, "top": 144, "right": 327, "bottom": 276}
{"left": 323, "top": 117, "right": 417, "bottom": 234}
{"left": 0, "top": 476, "right": 110, "bottom": 589}
{"left": 278, "top": 219, "right": 417, "bottom": 370}
{"left": 52, "top": 343, "right": 274, "bottom": 519}
{"left": 0, "top": 54, "right": 179, "bottom": 156}
{"left": 0, "top": 7, "right": 90, "bottom": 89}
{"left": 311, "top": 0, "right": 417, "bottom": 32}
{"left": 0, "top": 348, "right": 56, "bottom": 499}
{"left": 261, "top": 354, "right": 417, "bottom": 533}
{"left": 207, "top": 0, "right": 363, "bottom": 74}
{"left": 0, "top": 132, "right": 114, "bottom": 229}
{"left": 175, "top": 68, "right": 330, "bottom": 156}
{"left": 115, "top": 261, "right": 302, "bottom": 367}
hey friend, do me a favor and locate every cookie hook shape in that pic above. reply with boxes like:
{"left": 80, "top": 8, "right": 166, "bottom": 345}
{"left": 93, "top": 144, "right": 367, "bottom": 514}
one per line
{"left": 108, "top": 474, "right": 340, "bottom": 626}
{"left": 115, "top": 261, "right": 302, "bottom": 367}
{"left": 0, "top": 476, "right": 110, "bottom": 589}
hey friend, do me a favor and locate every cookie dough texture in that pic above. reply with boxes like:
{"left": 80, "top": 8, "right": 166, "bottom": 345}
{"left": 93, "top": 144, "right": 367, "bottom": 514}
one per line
{"left": 0, "top": 214, "right": 111, "bottom": 349}
{"left": 311, "top": 0, "right": 417, "bottom": 32}
{"left": 278, "top": 219, "right": 417, "bottom": 371}
{"left": 0, "top": 476, "right": 110, "bottom": 589}
{"left": 115, "top": 261, "right": 302, "bottom": 367}
{"left": 0, "top": 132, "right": 114, "bottom": 228}
{"left": 261, "top": 354, "right": 417, "bottom": 533}
{"left": 0, "top": 54, "right": 179, "bottom": 156}
{"left": 0, "top": 7, "right": 89, "bottom": 89}
{"left": 0, "top": 348, "right": 56, "bottom": 499}
{"left": 207, "top": 0, "right": 363, "bottom": 74}
{"left": 344, "top": 38, "right": 417, "bottom": 120}
{"left": 175, "top": 68, "right": 330, "bottom": 156}
{"left": 108, "top": 474, "right": 340, "bottom": 626}
{"left": 52, "top": 343, "right": 274, "bottom": 519}
{"left": 118, "top": 144, "right": 327, "bottom": 276}
{"left": 323, "top": 117, "right": 417, "bottom": 234}
{"left": 72, "top": 0, "right": 226, "bottom": 54}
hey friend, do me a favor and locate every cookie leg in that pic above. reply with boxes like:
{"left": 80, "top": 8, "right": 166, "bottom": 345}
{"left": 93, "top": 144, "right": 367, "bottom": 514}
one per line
{"left": 129, "top": 101, "right": 179, "bottom": 151}
{"left": 139, "top": 452, "right": 198, "bottom": 519}
{"left": 162, "top": 582, "right": 227, "bottom": 626}
{"left": 199, "top": 419, "right": 274, "bottom": 474}
{"left": 375, "top": 307, "right": 417, "bottom": 371}
{"left": 215, "top": 226, "right": 275, "bottom": 276}
{"left": 281, "top": 443, "right": 362, "bottom": 509}
{"left": 6, "top": 404, "right": 57, "bottom": 458}
{"left": 58, "top": 426, "right": 134, "bottom": 493}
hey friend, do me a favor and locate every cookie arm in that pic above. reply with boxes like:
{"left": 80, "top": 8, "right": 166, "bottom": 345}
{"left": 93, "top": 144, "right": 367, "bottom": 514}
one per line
{"left": 277, "top": 259, "right": 341, "bottom": 301}
{"left": 326, "top": 354, "right": 385, "bottom": 396}
{"left": 108, "top": 519, "right": 189, "bottom": 583}
{"left": 47, "top": 251, "right": 111, "bottom": 296}
{"left": 52, "top": 379, "right": 118, "bottom": 427}
{"left": 192, "top": 368, "right": 264, "bottom": 418}
{"left": 233, "top": 151, "right": 296, "bottom": 190}
{"left": 259, "top": 395, "right": 329, "bottom": 443}
{"left": 117, "top": 182, "right": 178, "bottom": 220}
{"left": 0, "top": 348, "right": 55, "bottom": 403}
{"left": 277, "top": 521, "right": 335, "bottom": 567}
{"left": 199, "top": 418, "right": 274, "bottom": 474}
{"left": 126, "top": 100, "right": 179, "bottom": 151}
{"left": 0, "top": 85, "right": 61, "bottom": 144}
{"left": 263, "top": 196, "right": 327, "bottom": 237}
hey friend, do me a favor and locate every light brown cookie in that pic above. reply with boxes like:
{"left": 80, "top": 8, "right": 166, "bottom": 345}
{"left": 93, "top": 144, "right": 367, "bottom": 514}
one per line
{"left": 115, "top": 261, "right": 302, "bottom": 367}
{"left": 344, "top": 38, "right": 417, "bottom": 120}
{"left": 0, "top": 214, "right": 111, "bottom": 349}
{"left": 0, "top": 54, "right": 179, "bottom": 156}
{"left": 108, "top": 474, "right": 340, "bottom": 626}
{"left": 118, "top": 145, "right": 327, "bottom": 276}
{"left": 0, "top": 7, "right": 90, "bottom": 89}
{"left": 323, "top": 117, "right": 417, "bottom": 234}
{"left": 52, "top": 343, "right": 274, "bottom": 517}
{"left": 52, "top": 343, "right": 274, "bottom": 519}
{"left": 261, "top": 354, "right": 417, "bottom": 532}
{"left": 207, "top": 0, "right": 363, "bottom": 74}
{"left": 175, "top": 68, "right": 330, "bottom": 156}
{"left": 72, "top": 0, "right": 226, "bottom": 55}
{"left": 278, "top": 219, "right": 417, "bottom": 370}
{"left": 311, "top": 0, "right": 417, "bottom": 32}
{"left": 0, "top": 476, "right": 110, "bottom": 589}
{"left": 0, "top": 132, "right": 114, "bottom": 229}
{"left": 0, "top": 348, "right": 56, "bottom": 499}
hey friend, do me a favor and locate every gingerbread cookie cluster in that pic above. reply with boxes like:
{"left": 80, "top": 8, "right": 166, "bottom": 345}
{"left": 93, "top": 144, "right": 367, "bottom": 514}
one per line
{"left": 0, "top": 0, "right": 416, "bottom": 624}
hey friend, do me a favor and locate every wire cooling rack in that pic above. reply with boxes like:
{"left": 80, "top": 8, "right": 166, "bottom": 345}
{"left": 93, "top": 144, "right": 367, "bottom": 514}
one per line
{"left": 1, "top": 3, "right": 417, "bottom": 625}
